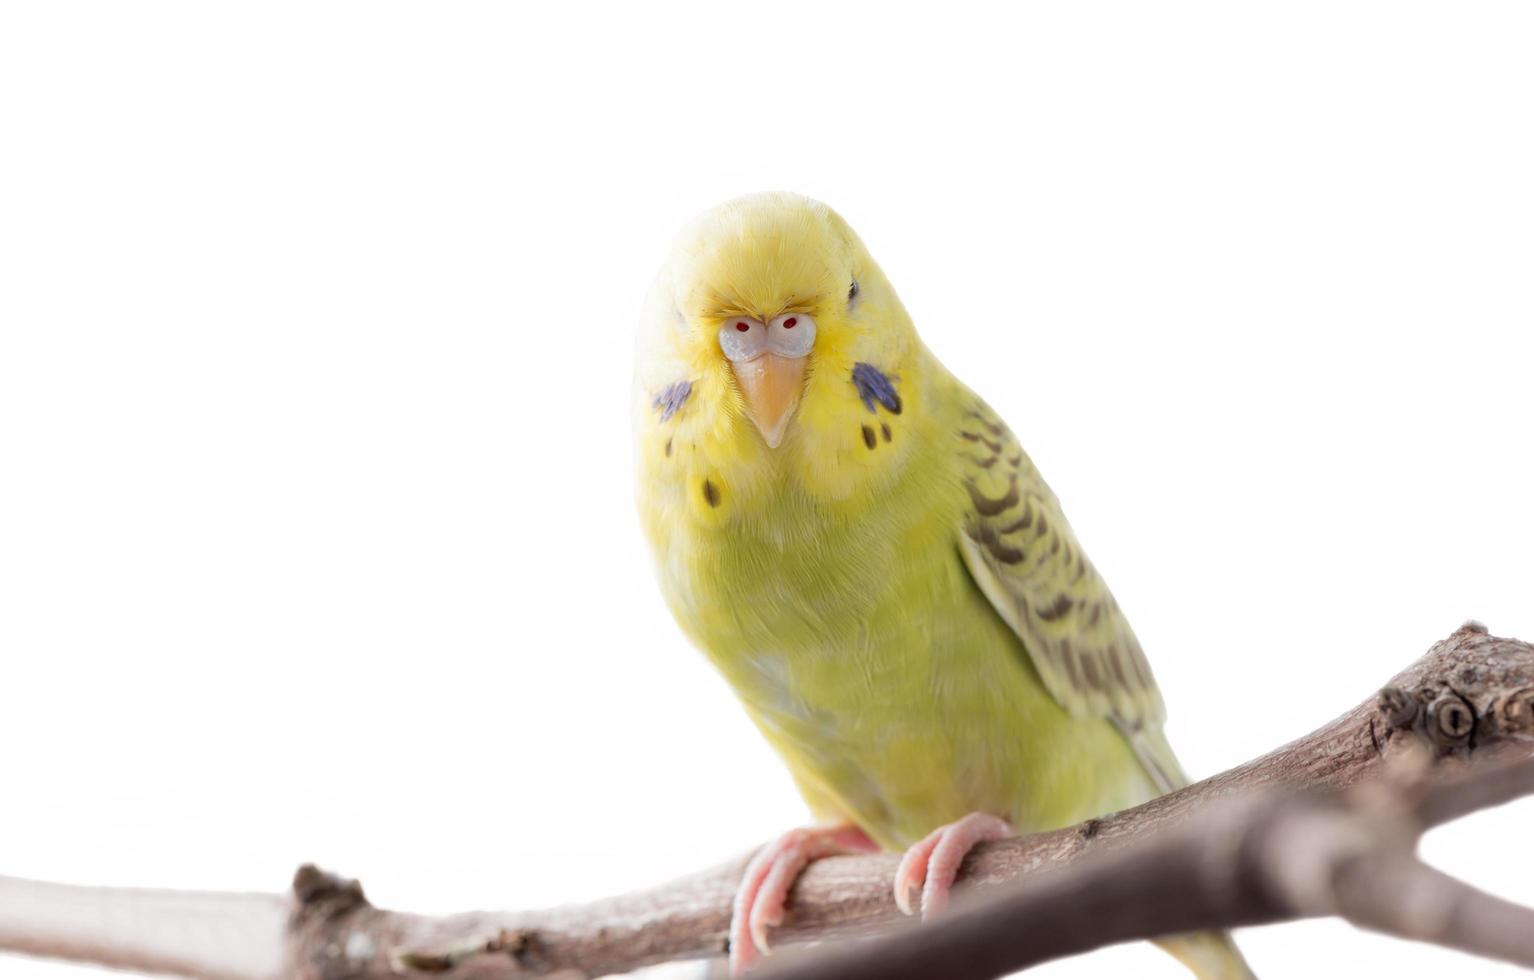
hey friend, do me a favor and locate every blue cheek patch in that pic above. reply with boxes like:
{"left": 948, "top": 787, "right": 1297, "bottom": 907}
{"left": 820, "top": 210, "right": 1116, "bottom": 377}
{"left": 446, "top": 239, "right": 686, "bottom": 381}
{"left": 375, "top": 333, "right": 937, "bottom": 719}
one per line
{"left": 654, "top": 380, "right": 692, "bottom": 422}
{"left": 851, "top": 363, "right": 902, "bottom": 415}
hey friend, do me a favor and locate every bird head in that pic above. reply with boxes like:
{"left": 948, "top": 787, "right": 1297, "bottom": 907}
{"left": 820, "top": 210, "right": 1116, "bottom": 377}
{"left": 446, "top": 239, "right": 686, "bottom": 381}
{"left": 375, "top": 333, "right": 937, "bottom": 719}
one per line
{"left": 641, "top": 193, "right": 917, "bottom": 455}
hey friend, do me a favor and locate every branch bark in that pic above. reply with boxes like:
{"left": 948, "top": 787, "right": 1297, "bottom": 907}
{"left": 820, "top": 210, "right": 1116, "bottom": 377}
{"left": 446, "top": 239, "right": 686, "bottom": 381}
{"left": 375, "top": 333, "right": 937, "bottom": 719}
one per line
{"left": 757, "top": 751, "right": 1534, "bottom": 980}
{"left": 1, "top": 623, "right": 1531, "bottom": 980}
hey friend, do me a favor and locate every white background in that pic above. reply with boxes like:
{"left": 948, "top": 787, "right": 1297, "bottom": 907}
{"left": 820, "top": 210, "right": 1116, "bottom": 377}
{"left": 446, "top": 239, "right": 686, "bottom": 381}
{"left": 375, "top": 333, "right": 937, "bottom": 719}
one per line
{"left": 2, "top": 3, "right": 1531, "bottom": 978}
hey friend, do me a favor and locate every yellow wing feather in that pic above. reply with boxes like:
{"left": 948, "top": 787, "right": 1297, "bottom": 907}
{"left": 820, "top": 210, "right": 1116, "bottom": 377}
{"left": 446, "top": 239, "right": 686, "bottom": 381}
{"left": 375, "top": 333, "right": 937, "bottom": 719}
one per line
{"left": 953, "top": 395, "right": 1186, "bottom": 791}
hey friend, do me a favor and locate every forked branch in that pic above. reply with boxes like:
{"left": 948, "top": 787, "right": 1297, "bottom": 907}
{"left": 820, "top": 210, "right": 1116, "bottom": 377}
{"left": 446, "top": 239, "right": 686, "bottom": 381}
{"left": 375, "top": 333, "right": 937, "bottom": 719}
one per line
{"left": 759, "top": 752, "right": 1534, "bottom": 980}
{"left": 0, "top": 624, "right": 1531, "bottom": 980}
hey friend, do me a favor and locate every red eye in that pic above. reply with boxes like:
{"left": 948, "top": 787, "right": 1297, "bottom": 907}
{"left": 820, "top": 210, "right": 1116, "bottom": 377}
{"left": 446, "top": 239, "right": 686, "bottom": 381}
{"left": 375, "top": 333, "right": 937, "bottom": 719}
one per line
{"left": 735, "top": 321, "right": 750, "bottom": 332}
{"left": 783, "top": 317, "right": 797, "bottom": 329}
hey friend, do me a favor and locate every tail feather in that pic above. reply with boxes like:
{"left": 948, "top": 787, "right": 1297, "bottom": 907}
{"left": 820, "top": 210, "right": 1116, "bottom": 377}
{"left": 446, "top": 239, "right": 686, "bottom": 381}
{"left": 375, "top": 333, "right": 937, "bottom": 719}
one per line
{"left": 1157, "top": 931, "right": 1258, "bottom": 980}
{"left": 1115, "top": 725, "right": 1257, "bottom": 978}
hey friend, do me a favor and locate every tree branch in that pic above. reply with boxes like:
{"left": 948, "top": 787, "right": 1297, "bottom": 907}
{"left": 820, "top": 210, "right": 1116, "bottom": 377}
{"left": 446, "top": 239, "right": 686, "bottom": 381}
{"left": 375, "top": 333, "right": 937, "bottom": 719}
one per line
{"left": 1, "top": 623, "right": 1531, "bottom": 980}
{"left": 758, "top": 752, "right": 1534, "bottom": 980}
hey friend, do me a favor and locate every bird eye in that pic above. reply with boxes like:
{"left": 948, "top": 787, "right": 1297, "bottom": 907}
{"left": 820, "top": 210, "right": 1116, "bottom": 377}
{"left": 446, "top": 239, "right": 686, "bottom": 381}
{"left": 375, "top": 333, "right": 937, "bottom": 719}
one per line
{"left": 768, "top": 313, "right": 816, "bottom": 358}
{"left": 848, "top": 279, "right": 860, "bottom": 302}
{"left": 718, "top": 317, "right": 767, "bottom": 362}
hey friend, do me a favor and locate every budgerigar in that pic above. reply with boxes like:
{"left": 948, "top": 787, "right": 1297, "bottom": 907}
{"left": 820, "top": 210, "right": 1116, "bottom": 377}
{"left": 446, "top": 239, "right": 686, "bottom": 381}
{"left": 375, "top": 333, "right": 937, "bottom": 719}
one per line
{"left": 634, "top": 193, "right": 1254, "bottom": 978}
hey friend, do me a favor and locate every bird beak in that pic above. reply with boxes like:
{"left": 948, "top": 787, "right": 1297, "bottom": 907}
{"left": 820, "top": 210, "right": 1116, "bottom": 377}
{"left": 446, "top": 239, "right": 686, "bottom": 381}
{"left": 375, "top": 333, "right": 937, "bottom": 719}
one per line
{"left": 732, "top": 353, "right": 809, "bottom": 449}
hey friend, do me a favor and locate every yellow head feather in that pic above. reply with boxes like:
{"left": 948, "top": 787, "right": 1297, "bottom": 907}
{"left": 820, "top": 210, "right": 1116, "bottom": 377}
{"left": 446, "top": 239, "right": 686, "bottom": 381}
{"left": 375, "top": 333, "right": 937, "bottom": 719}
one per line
{"left": 636, "top": 192, "right": 929, "bottom": 513}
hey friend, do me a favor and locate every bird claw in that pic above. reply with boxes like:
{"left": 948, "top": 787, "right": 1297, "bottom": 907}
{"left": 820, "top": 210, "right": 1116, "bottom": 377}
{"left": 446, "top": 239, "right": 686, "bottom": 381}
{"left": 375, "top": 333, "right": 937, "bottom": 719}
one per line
{"left": 892, "top": 812, "right": 1012, "bottom": 919}
{"left": 729, "top": 824, "right": 877, "bottom": 974}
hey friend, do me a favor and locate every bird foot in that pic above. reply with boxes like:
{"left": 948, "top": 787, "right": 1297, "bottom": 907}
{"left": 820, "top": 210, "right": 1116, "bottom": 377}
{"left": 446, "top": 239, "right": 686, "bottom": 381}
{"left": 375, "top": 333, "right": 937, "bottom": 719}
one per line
{"left": 730, "top": 823, "right": 878, "bottom": 974}
{"left": 893, "top": 811, "right": 1012, "bottom": 918}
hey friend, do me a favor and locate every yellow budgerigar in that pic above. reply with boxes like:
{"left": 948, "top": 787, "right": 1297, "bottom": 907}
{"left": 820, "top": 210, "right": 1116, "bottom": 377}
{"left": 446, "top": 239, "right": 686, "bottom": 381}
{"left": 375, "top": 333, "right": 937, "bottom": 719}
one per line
{"left": 634, "top": 193, "right": 1254, "bottom": 978}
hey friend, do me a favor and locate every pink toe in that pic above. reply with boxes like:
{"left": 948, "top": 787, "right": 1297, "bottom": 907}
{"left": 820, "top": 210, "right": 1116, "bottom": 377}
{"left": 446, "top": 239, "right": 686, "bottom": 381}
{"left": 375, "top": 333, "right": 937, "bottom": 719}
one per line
{"left": 893, "top": 825, "right": 945, "bottom": 915}
{"left": 918, "top": 813, "right": 1011, "bottom": 919}
{"left": 750, "top": 845, "right": 804, "bottom": 953}
{"left": 729, "top": 913, "right": 758, "bottom": 975}
{"left": 729, "top": 824, "right": 873, "bottom": 974}
{"left": 730, "top": 845, "right": 780, "bottom": 973}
